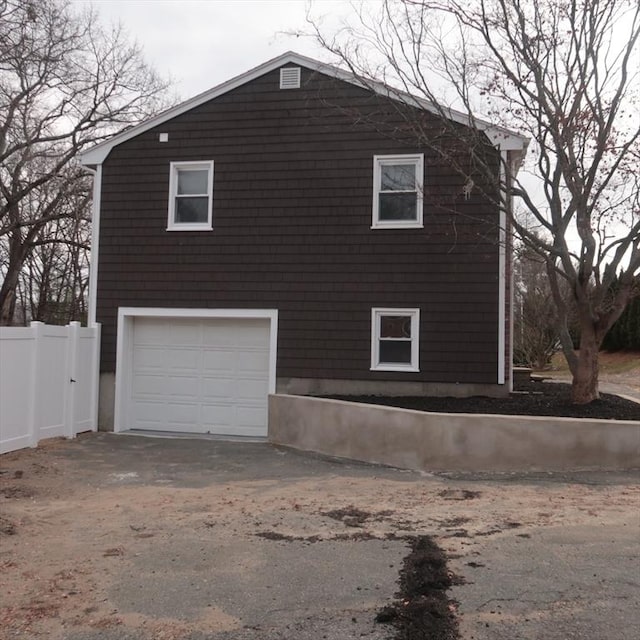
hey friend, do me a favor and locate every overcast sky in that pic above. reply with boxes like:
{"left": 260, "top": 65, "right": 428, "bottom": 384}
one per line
{"left": 75, "top": 0, "right": 357, "bottom": 100}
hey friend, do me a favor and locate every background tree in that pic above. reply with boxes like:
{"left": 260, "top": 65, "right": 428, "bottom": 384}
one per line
{"left": 602, "top": 285, "right": 640, "bottom": 350}
{"left": 307, "top": 0, "right": 640, "bottom": 403}
{"left": 13, "top": 195, "right": 91, "bottom": 325}
{"left": 0, "top": 0, "right": 170, "bottom": 325}
{"left": 513, "top": 244, "right": 561, "bottom": 369}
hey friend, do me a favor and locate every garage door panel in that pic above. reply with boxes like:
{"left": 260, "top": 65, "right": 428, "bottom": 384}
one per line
{"left": 132, "top": 400, "right": 168, "bottom": 424}
{"left": 132, "top": 418, "right": 165, "bottom": 430}
{"left": 133, "top": 373, "right": 168, "bottom": 395}
{"left": 235, "top": 349, "right": 270, "bottom": 372}
{"left": 223, "top": 425, "right": 266, "bottom": 437}
{"left": 134, "top": 318, "right": 168, "bottom": 344}
{"left": 165, "top": 402, "right": 199, "bottom": 424}
{"left": 201, "top": 322, "right": 235, "bottom": 346}
{"left": 128, "top": 315, "right": 272, "bottom": 436}
{"left": 134, "top": 402, "right": 200, "bottom": 426}
{"left": 166, "top": 348, "right": 200, "bottom": 371}
{"left": 200, "top": 376, "right": 269, "bottom": 402}
{"left": 201, "top": 320, "right": 269, "bottom": 346}
{"left": 168, "top": 320, "right": 202, "bottom": 345}
{"left": 133, "top": 347, "right": 166, "bottom": 370}
{"left": 235, "top": 406, "right": 267, "bottom": 428}
{"left": 233, "top": 324, "right": 270, "bottom": 347}
{"left": 200, "top": 377, "right": 235, "bottom": 399}
{"left": 235, "top": 378, "right": 269, "bottom": 400}
{"left": 200, "top": 403, "right": 234, "bottom": 426}
{"left": 133, "top": 374, "right": 200, "bottom": 399}
{"left": 166, "top": 375, "right": 199, "bottom": 398}
{"left": 201, "top": 348, "right": 239, "bottom": 372}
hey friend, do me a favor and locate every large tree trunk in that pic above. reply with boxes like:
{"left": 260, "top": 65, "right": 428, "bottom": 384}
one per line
{"left": 0, "top": 238, "right": 26, "bottom": 326}
{"left": 571, "top": 325, "right": 600, "bottom": 404}
{"left": 0, "top": 277, "right": 18, "bottom": 325}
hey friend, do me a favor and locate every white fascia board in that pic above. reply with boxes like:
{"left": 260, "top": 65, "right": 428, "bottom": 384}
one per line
{"left": 79, "top": 51, "right": 528, "bottom": 166}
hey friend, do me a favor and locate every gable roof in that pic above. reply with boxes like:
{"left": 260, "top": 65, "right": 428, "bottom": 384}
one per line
{"left": 79, "top": 51, "right": 528, "bottom": 166}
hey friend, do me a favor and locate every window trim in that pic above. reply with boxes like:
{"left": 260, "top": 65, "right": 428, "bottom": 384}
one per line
{"left": 372, "top": 154, "right": 424, "bottom": 229}
{"left": 370, "top": 307, "right": 420, "bottom": 372}
{"left": 167, "top": 160, "right": 214, "bottom": 231}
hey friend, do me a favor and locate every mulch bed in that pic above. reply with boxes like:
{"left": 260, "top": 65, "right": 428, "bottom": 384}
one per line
{"left": 326, "top": 380, "right": 640, "bottom": 421}
{"left": 375, "top": 535, "right": 460, "bottom": 640}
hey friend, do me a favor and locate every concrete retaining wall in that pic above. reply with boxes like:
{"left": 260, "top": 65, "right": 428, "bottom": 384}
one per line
{"left": 268, "top": 394, "right": 640, "bottom": 472}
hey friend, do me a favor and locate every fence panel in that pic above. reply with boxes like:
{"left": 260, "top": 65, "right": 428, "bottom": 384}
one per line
{"left": 38, "top": 324, "right": 70, "bottom": 441}
{"left": 0, "top": 322, "right": 101, "bottom": 454}
{"left": 0, "top": 329, "right": 35, "bottom": 453}
{"left": 71, "top": 325, "right": 101, "bottom": 435}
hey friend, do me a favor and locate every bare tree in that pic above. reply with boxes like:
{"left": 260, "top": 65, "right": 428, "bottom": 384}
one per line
{"left": 0, "top": 0, "right": 170, "bottom": 324}
{"left": 17, "top": 197, "right": 91, "bottom": 325}
{"left": 513, "top": 244, "right": 563, "bottom": 369}
{"left": 307, "top": 0, "right": 640, "bottom": 403}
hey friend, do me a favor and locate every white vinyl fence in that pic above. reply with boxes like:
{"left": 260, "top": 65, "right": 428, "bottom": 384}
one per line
{"left": 0, "top": 322, "right": 101, "bottom": 454}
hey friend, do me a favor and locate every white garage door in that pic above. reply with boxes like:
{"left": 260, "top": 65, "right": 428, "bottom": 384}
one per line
{"left": 129, "top": 317, "right": 271, "bottom": 436}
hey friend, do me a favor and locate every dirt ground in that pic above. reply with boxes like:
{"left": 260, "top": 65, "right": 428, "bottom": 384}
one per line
{"left": 544, "top": 350, "right": 640, "bottom": 395}
{"left": 0, "top": 435, "right": 639, "bottom": 640}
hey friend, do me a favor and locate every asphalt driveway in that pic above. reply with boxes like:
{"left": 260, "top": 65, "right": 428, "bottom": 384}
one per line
{"left": 1, "top": 433, "right": 638, "bottom": 639}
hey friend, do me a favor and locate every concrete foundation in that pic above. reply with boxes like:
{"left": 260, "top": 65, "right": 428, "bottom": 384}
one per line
{"left": 98, "top": 373, "right": 115, "bottom": 431}
{"left": 268, "top": 394, "right": 640, "bottom": 472}
{"left": 277, "top": 377, "right": 509, "bottom": 398}
{"left": 98, "top": 373, "right": 511, "bottom": 434}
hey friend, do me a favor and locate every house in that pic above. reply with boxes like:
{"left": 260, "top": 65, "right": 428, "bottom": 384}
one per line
{"left": 79, "top": 51, "right": 528, "bottom": 438}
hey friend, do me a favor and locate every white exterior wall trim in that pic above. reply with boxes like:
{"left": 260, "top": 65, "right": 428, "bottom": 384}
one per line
{"left": 371, "top": 154, "right": 424, "bottom": 229}
{"left": 497, "top": 151, "right": 508, "bottom": 386}
{"left": 167, "top": 160, "right": 214, "bottom": 231}
{"left": 507, "top": 154, "right": 515, "bottom": 392}
{"left": 114, "top": 307, "right": 279, "bottom": 433}
{"left": 87, "top": 165, "right": 102, "bottom": 326}
{"left": 370, "top": 307, "right": 420, "bottom": 372}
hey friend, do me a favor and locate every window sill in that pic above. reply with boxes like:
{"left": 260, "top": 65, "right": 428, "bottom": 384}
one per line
{"left": 166, "top": 225, "right": 213, "bottom": 232}
{"left": 370, "top": 364, "right": 420, "bottom": 373}
{"left": 371, "top": 222, "right": 424, "bottom": 230}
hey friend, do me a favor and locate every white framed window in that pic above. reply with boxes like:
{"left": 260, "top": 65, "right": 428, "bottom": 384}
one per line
{"left": 371, "top": 308, "right": 420, "bottom": 372}
{"left": 372, "top": 154, "right": 424, "bottom": 229}
{"left": 167, "top": 160, "right": 214, "bottom": 231}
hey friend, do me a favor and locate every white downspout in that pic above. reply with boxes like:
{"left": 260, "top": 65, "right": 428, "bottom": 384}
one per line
{"left": 498, "top": 151, "right": 508, "bottom": 386}
{"left": 87, "top": 164, "right": 102, "bottom": 327}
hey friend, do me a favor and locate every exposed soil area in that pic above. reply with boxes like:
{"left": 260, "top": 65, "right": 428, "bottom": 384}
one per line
{"left": 326, "top": 379, "right": 640, "bottom": 420}
{"left": 376, "top": 536, "right": 460, "bottom": 640}
{"left": 544, "top": 350, "right": 640, "bottom": 394}
{"left": 0, "top": 435, "right": 638, "bottom": 640}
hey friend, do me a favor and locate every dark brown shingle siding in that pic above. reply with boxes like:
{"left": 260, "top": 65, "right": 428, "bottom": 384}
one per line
{"left": 97, "top": 66, "right": 503, "bottom": 385}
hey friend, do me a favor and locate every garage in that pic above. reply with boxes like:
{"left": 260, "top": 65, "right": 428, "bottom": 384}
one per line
{"left": 115, "top": 309, "right": 278, "bottom": 437}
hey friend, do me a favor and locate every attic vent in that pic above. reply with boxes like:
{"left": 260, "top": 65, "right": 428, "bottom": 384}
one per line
{"left": 280, "top": 67, "right": 301, "bottom": 89}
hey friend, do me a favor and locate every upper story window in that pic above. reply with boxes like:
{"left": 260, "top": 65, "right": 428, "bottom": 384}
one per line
{"left": 372, "top": 154, "right": 424, "bottom": 229}
{"left": 371, "top": 308, "right": 420, "bottom": 372}
{"left": 167, "top": 161, "right": 214, "bottom": 231}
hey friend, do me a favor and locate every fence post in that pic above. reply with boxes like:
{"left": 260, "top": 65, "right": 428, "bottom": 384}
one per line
{"left": 65, "top": 322, "right": 81, "bottom": 439}
{"left": 90, "top": 323, "right": 101, "bottom": 432}
{"left": 28, "top": 321, "right": 44, "bottom": 448}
